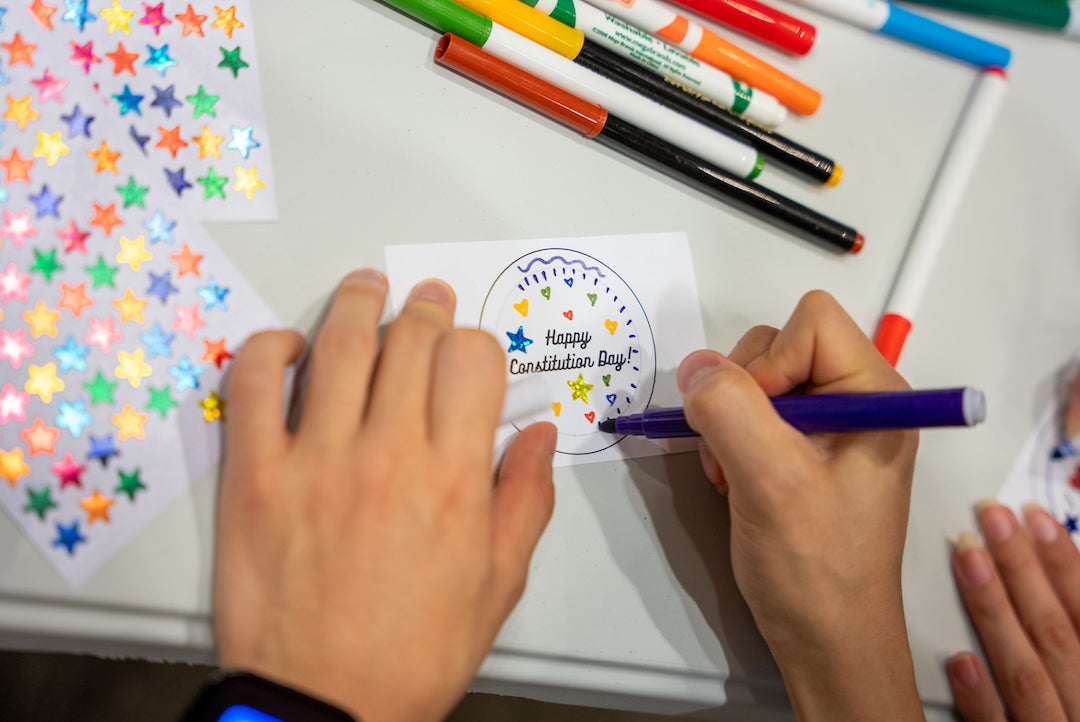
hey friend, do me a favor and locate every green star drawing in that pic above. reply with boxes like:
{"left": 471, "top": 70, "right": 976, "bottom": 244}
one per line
{"left": 116, "top": 469, "right": 147, "bottom": 502}
{"left": 84, "top": 371, "right": 118, "bottom": 405}
{"left": 197, "top": 167, "right": 228, "bottom": 200}
{"left": 146, "top": 385, "right": 178, "bottom": 418}
{"left": 116, "top": 176, "right": 149, "bottom": 209}
{"left": 218, "top": 46, "right": 249, "bottom": 78}
{"left": 186, "top": 84, "right": 220, "bottom": 118}
{"left": 30, "top": 248, "right": 63, "bottom": 282}
{"left": 85, "top": 255, "right": 119, "bottom": 288}
{"left": 24, "top": 486, "right": 57, "bottom": 521}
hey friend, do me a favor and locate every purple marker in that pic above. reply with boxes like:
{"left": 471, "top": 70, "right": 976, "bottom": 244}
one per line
{"left": 599, "top": 387, "right": 986, "bottom": 438}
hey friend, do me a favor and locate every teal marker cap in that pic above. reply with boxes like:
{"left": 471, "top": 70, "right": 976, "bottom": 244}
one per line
{"left": 382, "top": 0, "right": 493, "bottom": 45}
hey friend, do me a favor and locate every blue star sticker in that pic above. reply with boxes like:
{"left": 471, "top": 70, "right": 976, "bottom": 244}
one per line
{"left": 61, "top": 0, "right": 96, "bottom": 32}
{"left": 147, "top": 271, "right": 179, "bottom": 304}
{"left": 29, "top": 184, "right": 63, "bottom": 218}
{"left": 144, "top": 44, "right": 178, "bottom": 77}
{"left": 60, "top": 104, "right": 93, "bottom": 138}
{"left": 113, "top": 85, "right": 144, "bottom": 116}
{"left": 506, "top": 326, "right": 533, "bottom": 354}
{"left": 141, "top": 322, "right": 176, "bottom": 358}
{"left": 149, "top": 84, "right": 183, "bottom": 117}
{"left": 197, "top": 278, "right": 230, "bottom": 311}
{"left": 129, "top": 124, "right": 150, "bottom": 154}
{"left": 0, "top": 8, "right": 7, "bottom": 31}
{"left": 227, "top": 125, "right": 261, "bottom": 159}
{"left": 56, "top": 399, "right": 93, "bottom": 437}
{"left": 1066, "top": 514, "right": 1079, "bottom": 535}
{"left": 53, "top": 520, "right": 87, "bottom": 555}
{"left": 54, "top": 335, "right": 89, "bottom": 372}
{"left": 87, "top": 434, "right": 119, "bottom": 467}
{"left": 170, "top": 356, "right": 204, "bottom": 391}
{"left": 143, "top": 209, "right": 176, "bottom": 244}
{"left": 0, "top": 60, "right": 8, "bottom": 85}
{"left": 164, "top": 166, "right": 192, "bottom": 196}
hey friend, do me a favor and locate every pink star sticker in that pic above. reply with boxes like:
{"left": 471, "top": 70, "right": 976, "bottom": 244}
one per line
{"left": 70, "top": 40, "right": 101, "bottom": 74}
{"left": 0, "top": 263, "right": 31, "bottom": 302}
{"left": 0, "top": 329, "right": 34, "bottom": 369}
{"left": 85, "top": 317, "right": 122, "bottom": 353}
{"left": 173, "top": 303, "right": 207, "bottom": 338}
{"left": 30, "top": 68, "right": 67, "bottom": 104}
{"left": 52, "top": 452, "right": 85, "bottom": 489}
{"left": 0, "top": 383, "right": 30, "bottom": 424}
{"left": 57, "top": 220, "right": 90, "bottom": 254}
{"left": 1, "top": 210, "right": 36, "bottom": 248}
{"left": 140, "top": 3, "right": 172, "bottom": 34}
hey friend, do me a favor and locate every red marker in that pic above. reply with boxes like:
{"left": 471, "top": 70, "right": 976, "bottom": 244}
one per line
{"left": 668, "top": 0, "right": 817, "bottom": 55}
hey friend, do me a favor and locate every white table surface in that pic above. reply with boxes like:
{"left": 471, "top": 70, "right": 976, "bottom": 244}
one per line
{"left": 1, "top": 1, "right": 1078, "bottom": 718}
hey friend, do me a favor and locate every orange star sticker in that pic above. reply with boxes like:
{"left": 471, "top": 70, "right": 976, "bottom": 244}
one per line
{"left": 176, "top": 4, "right": 207, "bottom": 36}
{"left": 156, "top": 125, "right": 188, "bottom": 158}
{"left": 2, "top": 33, "right": 37, "bottom": 67}
{"left": 191, "top": 125, "right": 223, "bottom": 159}
{"left": 170, "top": 243, "right": 203, "bottom": 276}
{"left": 23, "top": 300, "right": 60, "bottom": 338}
{"left": 30, "top": 0, "right": 58, "bottom": 30}
{"left": 21, "top": 418, "right": 60, "bottom": 456}
{"left": 0, "top": 448, "right": 30, "bottom": 486}
{"left": 211, "top": 5, "right": 244, "bottom": 37}
{"left": 202, "top": 338, "right": 234, "bottom": 368}
{"left": 0, "top": 148, "right": 34, "bottom": 183}
{"left": 81, "top": 490, "right": 116, "bottom": 524}
{"left": 4, "top": 95, "right": 40, "bottom": 130}
{"left": 115, "top": 349, "right": 152, "bottom": 388}
{"left": 111, "top": 403, "right": 147, "bottom": 440}
{"left": 113, "top": 288, "right": 147, "bottom": 323}
{"left": 90, "top": 202, "right": 123, "bottom": 236}
{"left": 58, "top": 282, "right": 94, "bottom": 318}
{"left": 88, "top": 140, "right": 122, "bottom": 174}
{"left": 25, "top": 363, "right": 64, "bottom": 403}
{"left": 105, "top": 42, "right": 138, "bottom": 75}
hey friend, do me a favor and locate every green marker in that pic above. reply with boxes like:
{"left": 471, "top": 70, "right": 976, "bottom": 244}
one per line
{"left": 903, "top": 0, "right": 1080, "bottom": 36}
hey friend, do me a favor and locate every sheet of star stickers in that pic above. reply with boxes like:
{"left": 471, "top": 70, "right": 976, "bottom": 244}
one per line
{"left": 385, "top": 232, "right": 708, "bottom": 467}
{"left": 0, "top": 1, "right": 280, "bottom": 586}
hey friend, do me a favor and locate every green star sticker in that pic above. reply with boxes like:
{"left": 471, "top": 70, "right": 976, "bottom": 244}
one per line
{"left": 24, "top": 487, "right": 57, "bottom": 521}
{"left": 187, "top": 84, "right": 220, "bottom": 118}
{"left": 30, "top": 247, "right": 63, "bottom": 282}
{"left": 218, "top": 46, "right": 249, "bottom": 78}
{"left": 197, "top": 167, "right": 228, "bottom": 200}
{"left": 85, "top": 255, "right": 119, "bottom": 288}
{"left": 116, "top": 469, "right": 147, "bottom": 502}
{"left": 84, "top": 371, "right": 118, "bottom": 405}
{"left": 116, "top": 176, "right": 149, "bottom": 209}
{"left": 146, "top": 385, "right": 178, "bottom": 418}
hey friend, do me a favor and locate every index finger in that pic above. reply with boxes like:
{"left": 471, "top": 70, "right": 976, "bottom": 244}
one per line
{"left": 226, "top": 329, "right": 306, "bottom": 453}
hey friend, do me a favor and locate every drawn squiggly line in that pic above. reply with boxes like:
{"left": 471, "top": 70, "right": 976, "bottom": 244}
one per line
{"left": 517, "top": 254, "right": 607, "bottom": 279}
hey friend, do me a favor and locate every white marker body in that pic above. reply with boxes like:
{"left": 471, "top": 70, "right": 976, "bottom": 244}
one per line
{"left": 784, "top": 0, "right": 890, "bottom": 31}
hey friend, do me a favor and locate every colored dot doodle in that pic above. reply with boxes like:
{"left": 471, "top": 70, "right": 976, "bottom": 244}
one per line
{"left": 24, "top": 486, "right": 58, "bottom": 520}
{"left": 199, "top": 389, "right": 225, "bottom": 422}
{"left": 116, "top": 468, "right": 146, "bottom": 501}
{"left": 81, "top": 490, "right": 115, "bottom": 524}
{"left": 53, "top": 521, "right": 87, "bottom": 555}
{"left": 101, "top": 0, "right": 135, "bottom": 34}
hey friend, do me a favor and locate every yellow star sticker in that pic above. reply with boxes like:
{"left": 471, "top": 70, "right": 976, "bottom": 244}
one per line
{"left": 199, "top": 390, "right": 226, "bottom": 422}
{"left": 0, "top": 448, "right": 30, "bottom": 486}
{"left": 23, "top": 301, "right": 60, "bottom": 338}
{"left": 191, "top": 125, "right": 224, "bottom": 159}
{"left": 100, "top": 0, "right": 135, "bottom": 34}
{"left": 33, "top": 130, "right": 69, "bottom": 167}
{"left": 81, "top": 489, "right": 116, "bottom": 524}
{"left": 567, "top": 372, "right": 594, "bottom": 404}
{"left": 113, "top": 288, "right": 147, "bottom": 324}
{"left": 233, "top": 165, "right": 265, "bottom": 200}
{"left": 4, "top": 95, "right": 39, "bottom": 130}
{"left": 212, "top": 5, "right": 244, "bottom": 37}
{"left": 115, "top": 349, "right": 152, "bottom": 388}
{"left": 88, "top": 140, "right": 121, "bottom": 174}
{"left": 116, "top": 234, "right": 152, "bottom": 271}
{"left": 111, "top": 403, "right": 147, "bottom": 440}
{"left": 25, "top": 362, "right": 65, "bottom": 403}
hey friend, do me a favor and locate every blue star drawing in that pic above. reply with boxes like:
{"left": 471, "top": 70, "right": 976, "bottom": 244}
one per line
{"left": 87, "top": 433, "right": 119, "bottom": 467}
{"left": 1066, "top": 514, "right": 1079, "bottom": 535}
{"left": 227, "top": 125, "right": 260, "bottom": 159}
{"left": 164, "top": 166, "right": 192, "bottom": 196}
{"left": 61, "top": 104, "right": 93, "bottom": 138}
{"left": 141, "top": 322, "right": 176, "bottom": 358}
{"left": 149, "top": 84, "right": 182, "bottom": 117}
{"left": 54, "top": 335, "right": 89, "bottom": 372}
{"left": 143, "top": 209, "right": 176, "bottom": 243}
{"left": 144, "top": 44, "right": 178, "bottom": 77}
{"left": 113, "top": 85, "right": 144, "bottom": 116}
{"left": 197, "top": 277, "right": 230, "bottom": 311}
{"left": 56, "top": 400, "right": 93, "bottom": 437}
{"left": 129, "top": 124, "right": 150, "bottom": 154}
{"left": 506, "top": 326, "right": 533, "bottom": 354}
{"left": 53, "top": 521, "right": 87, "bottom": 555}
{"left": 146, "top": 271, "right": 179, "bottom": 304}
{"left": 171, "top": 356, "right": 204, "bottom": 391}
{"left": 29, "top": 184, "right": 63, "bottom": 218}
{"left": 61, "top": 0, "right": 96, "bottom": 32}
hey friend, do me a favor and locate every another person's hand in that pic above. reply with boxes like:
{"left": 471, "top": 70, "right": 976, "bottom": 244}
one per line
{"left": 948, "top": 503, "right": 1080, "bottom": 721}
{"left": 212, "top": 270, "right": 557, "bottom": 722}
{"left": 677, "top": 291, "right": 923, "bottom": 720}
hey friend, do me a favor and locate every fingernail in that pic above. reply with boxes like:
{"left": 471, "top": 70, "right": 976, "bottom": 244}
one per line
{"left": 948, "top": 653, "right": 981, "bottom": 690}
{"left": 1024, "top": 504, "right": 1060, "bottom": 544}
{"left": 341, "top": 268, "right": 387, "bottom": 289}
{"left": 976, "top": 501, "right": 1014, "bottom": 544}
{"left": 698, "top": 441, "right": 720, "bottom": 487}
{"left": 407, "top": 278, "right": 455, "bottom": 306}
{"left": 677, "top": 351, "right": 725, "bottom": 394}
{"left": 955, "top": 531, "right": 993, "bottom": 587}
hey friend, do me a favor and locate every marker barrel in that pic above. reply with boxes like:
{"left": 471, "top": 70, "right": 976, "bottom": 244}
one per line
{"left": 900, "top": 0, "right": 1079, "bottom": 36}
{"left": 668, "top": 0, "right": 817, "bottom": 55}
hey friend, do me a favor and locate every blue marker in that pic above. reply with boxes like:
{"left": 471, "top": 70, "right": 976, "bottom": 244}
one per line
{"left": 786, "top": 0, "right": 1010, "bottom": 68}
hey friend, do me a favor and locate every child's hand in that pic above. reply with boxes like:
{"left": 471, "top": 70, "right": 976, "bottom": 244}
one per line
{"left": 212, "top": 270, "right": 557, "bottom": 722}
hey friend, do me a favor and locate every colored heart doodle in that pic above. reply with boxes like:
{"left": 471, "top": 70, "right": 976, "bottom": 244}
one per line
{"left": 564, "top": 278, "right": 574, "bottom": 287}
{"left": 585, "top": 411, "right": 596, "bottom": 423}
{"left": 513, "top": 299, "right": 529, "bottom": 316}
{"left": 552, "top": 402, "right": 562, "bottom": 417}
{"left": 587, "top": 293, "right": 597, "bottom": 306}
{"left": 602, "top": 374, "right": 611, "bottom": 386}
{"left": 563, "top": 310, "right": 573, "bottom": 320}
{"left": 540, "top": 286, "right": 551, "bottom": 299}
{"left": 604, "top": 319, "right": 618, "bottom": 334}
{"left": 606, "top": 394, "right": 617, "bottom": 406}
